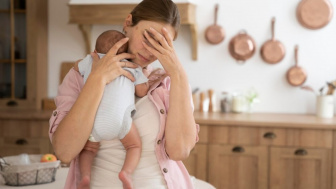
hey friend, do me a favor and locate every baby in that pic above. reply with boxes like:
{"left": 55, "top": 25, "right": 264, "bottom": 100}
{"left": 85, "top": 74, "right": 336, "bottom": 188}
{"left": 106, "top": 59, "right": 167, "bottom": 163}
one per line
{"left": 75, "top": 30, "right": 149, "bottom": 189}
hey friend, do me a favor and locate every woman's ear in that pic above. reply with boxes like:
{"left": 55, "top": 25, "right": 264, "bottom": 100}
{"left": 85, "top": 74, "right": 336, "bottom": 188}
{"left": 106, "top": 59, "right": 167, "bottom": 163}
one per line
{"left": 123, "top": 14, "right": 133, "bottom": 32}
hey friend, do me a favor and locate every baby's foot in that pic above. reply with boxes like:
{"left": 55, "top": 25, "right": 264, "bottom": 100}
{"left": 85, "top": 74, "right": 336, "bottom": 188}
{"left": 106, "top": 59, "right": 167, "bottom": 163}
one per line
{"left": 77, "top": 175, "right": 90, "bottom": 189}
{"left": 119, "top": 170, "right": 133, "bottom": 189}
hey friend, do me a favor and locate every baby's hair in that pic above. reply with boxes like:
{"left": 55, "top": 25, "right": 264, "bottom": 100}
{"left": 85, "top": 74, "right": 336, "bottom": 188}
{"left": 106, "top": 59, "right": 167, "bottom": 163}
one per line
{"left": 95, "top": 30, "right": 128, "bottom": 54}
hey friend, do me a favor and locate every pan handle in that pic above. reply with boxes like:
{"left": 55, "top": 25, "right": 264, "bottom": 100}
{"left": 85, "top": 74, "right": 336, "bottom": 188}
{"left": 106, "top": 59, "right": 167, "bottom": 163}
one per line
{"left": 295, "top": 45, "right": 299, "bottom": 66}
{"left": 271, "top": 17, "right": 275, "bottom": 40}
{"left": 214, "top": 4, "right": 219, "bottom": 25}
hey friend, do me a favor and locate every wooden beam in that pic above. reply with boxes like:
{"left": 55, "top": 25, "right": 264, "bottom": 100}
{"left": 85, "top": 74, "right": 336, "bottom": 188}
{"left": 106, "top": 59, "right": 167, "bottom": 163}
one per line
{"left": 69, "top": 3, "right": 198, "bottom": 60}
{"left": 78, "top": 24, "right": 92, "bottom": 54}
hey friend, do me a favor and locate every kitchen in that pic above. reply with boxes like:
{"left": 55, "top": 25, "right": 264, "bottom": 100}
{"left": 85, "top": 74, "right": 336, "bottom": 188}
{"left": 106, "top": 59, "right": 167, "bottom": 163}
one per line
{"left": 1, "top": 0, "right": 336, "bottom": 188}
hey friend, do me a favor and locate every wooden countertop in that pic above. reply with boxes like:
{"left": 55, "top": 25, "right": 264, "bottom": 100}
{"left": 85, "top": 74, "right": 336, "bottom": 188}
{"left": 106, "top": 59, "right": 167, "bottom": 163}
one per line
{"left": 1, "top": 110, "right": 336, "bottom": 129}
{"left": 0, "top": 109, "right": 53, "bottom": 120}
{"left": 194, "top": 111, "right": 336, "bottom": 130}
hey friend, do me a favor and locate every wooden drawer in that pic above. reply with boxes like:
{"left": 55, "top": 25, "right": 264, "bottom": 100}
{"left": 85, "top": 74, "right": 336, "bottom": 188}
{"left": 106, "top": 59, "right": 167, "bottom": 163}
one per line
{"left": 208, "top": 126, "right": 333, "bottom": 148}
{"left": 259, "top": 128, "right": 332, "bottom": 148}
{"left": 0, "top": 137, "right": 52, "bottom": 156}
{"left": 0, "top": 120, "right": 49, "bottom": 138}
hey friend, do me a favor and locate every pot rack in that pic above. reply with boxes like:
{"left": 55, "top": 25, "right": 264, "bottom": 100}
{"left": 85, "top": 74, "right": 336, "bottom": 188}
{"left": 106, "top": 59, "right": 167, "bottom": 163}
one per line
{"left": 68, "top": 3, "right": 198, "bottom": 60}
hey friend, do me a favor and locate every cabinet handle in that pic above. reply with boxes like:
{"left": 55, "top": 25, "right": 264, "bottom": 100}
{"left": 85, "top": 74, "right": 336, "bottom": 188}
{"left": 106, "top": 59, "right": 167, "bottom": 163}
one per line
{"left": 6, "top": 100, "right": 18, "bottom": 107}
{"left": 232, "top": 146, "right": 245, "bottom": 153}
{"left": 15, "top": 139, "right": 28, "bottom": 145}
{"left": 263, "top": 132, "right": 276, "bottom": 139}
{"left": 294, "top": 149, "right": 308, "bottom": 156}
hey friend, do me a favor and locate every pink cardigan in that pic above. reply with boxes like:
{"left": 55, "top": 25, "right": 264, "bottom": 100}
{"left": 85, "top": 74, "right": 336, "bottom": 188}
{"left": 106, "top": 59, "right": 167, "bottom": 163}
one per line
{"left": 49, "top": 68, "right": 199, "bottom": 189}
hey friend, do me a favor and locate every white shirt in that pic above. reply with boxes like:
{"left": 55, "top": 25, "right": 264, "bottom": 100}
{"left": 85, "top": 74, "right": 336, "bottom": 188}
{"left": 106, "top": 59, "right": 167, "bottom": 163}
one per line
{"left": 90, "top": 96, "right": 167, "bottom": 189}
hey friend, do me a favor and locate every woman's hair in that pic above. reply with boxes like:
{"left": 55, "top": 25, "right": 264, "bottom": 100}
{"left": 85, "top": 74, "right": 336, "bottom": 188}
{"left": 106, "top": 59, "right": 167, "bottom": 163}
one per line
{"left": 130, "top": 0, "right": 180, "bottom": 40}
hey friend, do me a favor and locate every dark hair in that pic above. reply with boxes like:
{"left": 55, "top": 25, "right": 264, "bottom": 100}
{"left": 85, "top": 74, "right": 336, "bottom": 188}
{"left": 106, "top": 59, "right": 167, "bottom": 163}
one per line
{"left": 130, "top": 0, "right": 180, "bottom": 40}
{"left": 95, "top": 30, "right": 128, "bottom": 54}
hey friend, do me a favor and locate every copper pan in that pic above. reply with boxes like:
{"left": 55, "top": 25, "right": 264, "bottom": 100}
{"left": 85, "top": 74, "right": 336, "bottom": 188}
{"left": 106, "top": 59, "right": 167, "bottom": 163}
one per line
{"left": 260, "top": 17, "right": 286, "bottom": 64}
{"left": 286, "top": 45, "right": 307, "bottom": 86}
{"left": 205, "top": 4, "right": 225, "bottom": 45}
{"left": 297, "top": 0, "right": 333, "bottom": 29}
{"left": 228, "top": 30, "right": 256, "bottom": 63}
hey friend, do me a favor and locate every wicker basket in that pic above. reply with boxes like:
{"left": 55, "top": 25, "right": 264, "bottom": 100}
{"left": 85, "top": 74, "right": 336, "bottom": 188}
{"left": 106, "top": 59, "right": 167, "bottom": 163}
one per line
{"left": 0, "top": 154, "right": 60, "bottom": 186}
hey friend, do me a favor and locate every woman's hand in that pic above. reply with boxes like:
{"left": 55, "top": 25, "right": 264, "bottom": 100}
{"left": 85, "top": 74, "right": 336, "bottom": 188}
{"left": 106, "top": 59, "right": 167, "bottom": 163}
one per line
{"left": 90, "top": 37, "right": 137, "bottom": 85}
{"left": 142, "top": 27, "right": 182, "bottom": 77}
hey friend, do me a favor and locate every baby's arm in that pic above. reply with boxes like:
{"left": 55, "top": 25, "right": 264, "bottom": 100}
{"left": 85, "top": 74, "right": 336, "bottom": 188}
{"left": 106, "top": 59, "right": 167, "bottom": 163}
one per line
{"left": 135, "top": 82, "right": 149, "bottom": 97}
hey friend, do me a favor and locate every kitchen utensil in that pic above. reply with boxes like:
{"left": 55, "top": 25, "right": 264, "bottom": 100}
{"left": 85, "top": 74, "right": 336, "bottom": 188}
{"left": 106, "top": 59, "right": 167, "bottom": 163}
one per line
{"left": 296, "top": 0, "right": 333, "bottom": 29}
{"left": 199, "top": 92, "right": 204, "bottom": 112}
{"left": 319, "top": 85, "right": 327, "bottom": 95}
{"left": 205, "top": 4, "right": 225, "bottom": 45}
{"left": 228, "top": 30, "right": 256, "bottom": 63}
{"left": 286, "top": 45, "right": 307, "bottom": 86}
{"left": 326, "top": 82, "right": 336, "bottom": 95}
{"left": 208, "top": 89, "right": 214, "bottom": 112}
{"left": 331, "top": 80, "right": 336, "bottom": 94}
{"left": 260, "top": 17, "right": 286, "bottom": 64}
{"left": 301, "top": 85, "right": 316, "bottom": 94}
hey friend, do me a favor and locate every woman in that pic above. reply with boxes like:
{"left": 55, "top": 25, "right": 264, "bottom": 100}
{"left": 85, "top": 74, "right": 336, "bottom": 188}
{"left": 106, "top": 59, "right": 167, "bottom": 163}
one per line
{"left": 49, "top": 0, "right": 202, "bottom": 188}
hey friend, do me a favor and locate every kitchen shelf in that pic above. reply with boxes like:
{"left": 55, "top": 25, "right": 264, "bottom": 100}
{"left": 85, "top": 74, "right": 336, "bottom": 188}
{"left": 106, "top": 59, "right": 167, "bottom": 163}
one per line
{"left": 68, "top": 3, "right": 198, "bottom": 60}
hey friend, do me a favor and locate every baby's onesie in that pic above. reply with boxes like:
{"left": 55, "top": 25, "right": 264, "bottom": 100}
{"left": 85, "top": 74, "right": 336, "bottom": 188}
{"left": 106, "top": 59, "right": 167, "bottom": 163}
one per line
{"left": 78, "top": 53, "right": 148, "bottom": 141}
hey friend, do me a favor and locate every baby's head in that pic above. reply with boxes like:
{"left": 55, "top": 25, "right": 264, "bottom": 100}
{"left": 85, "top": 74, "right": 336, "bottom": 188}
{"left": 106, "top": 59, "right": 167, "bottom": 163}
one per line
{"left": 95, "top": 30, "right": 128, "bottom": 54}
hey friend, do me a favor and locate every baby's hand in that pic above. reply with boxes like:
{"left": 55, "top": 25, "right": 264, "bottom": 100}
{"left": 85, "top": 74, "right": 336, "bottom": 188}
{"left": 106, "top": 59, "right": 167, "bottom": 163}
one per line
{"left": 147, "top": 68, "right": 167, "bottom": 88}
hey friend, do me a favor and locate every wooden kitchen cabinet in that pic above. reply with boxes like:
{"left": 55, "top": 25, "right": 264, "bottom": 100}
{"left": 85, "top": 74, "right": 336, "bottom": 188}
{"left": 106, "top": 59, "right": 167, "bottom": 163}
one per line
{"left": 208, "top": 144, "right": 268, "bottom": 189}
{"left": 0, "top": 110, "right": 53, "bottom": 156}
{"left": 183, "top": 125, "right": 208, "bottom": 180}
{"left": 188, "top": 112, "right": 336, "bottom": 189}
{"left": 183, "top": 144, "right": 207, "bottom": 181}
{"left": 0, "top": 0, "right": 48, "bottom": 110}
{"left": 270, "top": 147, "right": 331, "bottom": 189}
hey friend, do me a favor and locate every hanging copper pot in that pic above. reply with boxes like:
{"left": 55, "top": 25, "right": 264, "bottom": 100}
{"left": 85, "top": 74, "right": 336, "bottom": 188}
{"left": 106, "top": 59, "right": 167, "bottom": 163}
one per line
{"left": 228, "top": 30, "right": 256, "bottom": 63}
{"left": 286, "top": 45, "right": 307, "bottom": 86}
{"left": 260, "top": 17, "right": 286, "bottom": 64}
{"left": 296, "top": 0, "right": 333, "bottom": 29}
{"left": 205, "top": 4, "right": 225, "bottom": 45}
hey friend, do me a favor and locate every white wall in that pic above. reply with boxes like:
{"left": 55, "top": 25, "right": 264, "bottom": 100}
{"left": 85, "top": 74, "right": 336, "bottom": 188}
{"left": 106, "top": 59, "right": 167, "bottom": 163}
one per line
{"left": 48, "top": 0, "right": 336, "bottom": 114}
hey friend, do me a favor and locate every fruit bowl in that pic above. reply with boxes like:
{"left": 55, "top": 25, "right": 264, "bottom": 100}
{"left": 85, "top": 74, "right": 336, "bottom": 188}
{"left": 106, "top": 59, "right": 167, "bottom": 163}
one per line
{"left": 0, "top": 154, "right": 60, "bottom": 186}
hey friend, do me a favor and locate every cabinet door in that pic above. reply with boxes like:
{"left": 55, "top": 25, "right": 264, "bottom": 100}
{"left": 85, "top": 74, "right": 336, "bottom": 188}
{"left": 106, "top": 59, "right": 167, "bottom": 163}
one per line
{"left": 208, "top": 144, "right": 268, "bottom": 189}
{"left": 183, "top": 144, "right": 207, "bottom": 181}
{"left": 270, "top": 147, "right": 331, "bottom": 189}
{"left": 0, "top": 0, "right": 47, "bottom": 109}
